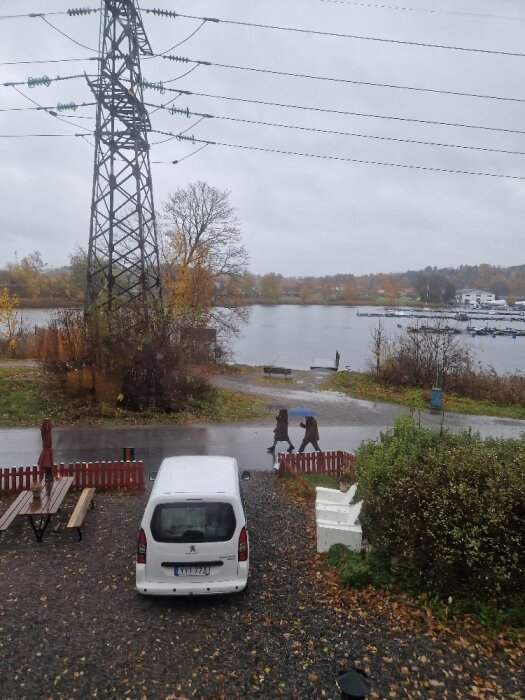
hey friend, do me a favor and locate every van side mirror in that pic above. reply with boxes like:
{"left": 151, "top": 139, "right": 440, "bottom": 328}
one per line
{"left": 149, "top": 471, "right": 157, "bottom": 481}
{"left": 240, "top": 470, "right": 251, "bottom": 481}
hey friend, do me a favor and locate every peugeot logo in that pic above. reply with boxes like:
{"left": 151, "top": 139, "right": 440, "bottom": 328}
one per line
{"left": 189, "top": 545, "right": 196, "bottom": 553}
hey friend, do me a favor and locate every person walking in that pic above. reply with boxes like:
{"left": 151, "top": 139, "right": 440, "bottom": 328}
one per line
{"left": 267, "top": 409, "right": 295, "bottom": 453}
{"left": 298, "top": 416, "right": 321, "bottom": 453}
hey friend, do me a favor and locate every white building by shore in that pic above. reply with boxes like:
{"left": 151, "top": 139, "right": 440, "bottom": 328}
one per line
{"left": 456, "top": 289, "right": 496, "bottom": 306}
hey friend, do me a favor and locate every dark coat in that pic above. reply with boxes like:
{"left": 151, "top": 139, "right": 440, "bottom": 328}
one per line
{"left": 300, "top": 416, "right": 319, "bottom": 443}
{"left": 274, "top": 410, "right": 290, "bottom": 441}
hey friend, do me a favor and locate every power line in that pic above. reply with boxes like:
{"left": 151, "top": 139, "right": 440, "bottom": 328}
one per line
{"left": 144, "top": 20, "right": 208, "bottom": 58}
{"left": 318, "top": 0, "right": 525, "bottom": 23}
{"left": 0, "top": 102, "right": 95, "bottom": 113}
{"left": 146, "top": 102, "right": 525, "bottom": 157}
{"left": 0, "top": 8, "right": 99, "bottom": 21}
{"left": 159, "top": 54, "right": 525, "bottom": 105}
{"left": 38, "top": 16, "right": 98, "bottom": 52}
{"left": 163, "top": 64, "right": 201, "bottom": 84}
{"left": 10, "top": 85, "right": 94, "bottom": 134}
{"left": 1, "top": 73, "right": 90, "bottom": 88}
{"left": 150, "top": 116, "right": 206, "bottom": 145}
{"left": 151, "top": 142, "right": 210, "bottom": 164}
{"left": 0, "top": 57, "right": 98, "bottom": 66}
{"left": 146, "top": 86, "right": 525, "bottom": 137}
{"left": 0, "top": 11, "right": 69, "bottom": 20}
{"left": 142, "top": 7, "right": 525, "bottom": 59}
{"left": 0, "top": 132, "right": 85, "bottom": 138}
{"left": 149, "top": 131, "right": 525, "bottom": 181}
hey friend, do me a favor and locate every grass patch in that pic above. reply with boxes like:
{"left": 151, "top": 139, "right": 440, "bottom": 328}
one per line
{"left": 323, "top": 371, "right": 525, "bottom": 419}
{"left": 0, "top": 366, "right": 268, "bottom": 428}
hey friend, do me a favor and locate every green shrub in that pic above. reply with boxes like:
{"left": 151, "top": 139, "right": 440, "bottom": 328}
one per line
{"left": 354, "top": 414, "right": 525, "bottom": 603}
{"left": 327, "top": 545, "right": 394, "bottom": 588}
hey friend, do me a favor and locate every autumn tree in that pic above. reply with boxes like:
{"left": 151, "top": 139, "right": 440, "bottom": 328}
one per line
{"left": 0, "top": 287, "right": 20, "bottom": 356}
{"left": 299, "top": 279, "right": 314, "bottom": 302}
{"left": 341, "top": 277, "right": 359, "bottom": 302}
{"left": 7, "top": 252, "right": 48, "bottom": 298}
{"left": 259, "top": 273, "right": 282, "bottom": 300}
{"left": 161, "top": 181, "right": 249, "bottom": 337}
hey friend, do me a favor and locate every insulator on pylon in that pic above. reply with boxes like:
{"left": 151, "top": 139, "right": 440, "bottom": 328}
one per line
{"left": 57, "top": 102, "right": 77, "bottom": 112}
{"left": 145, "top": 8, "right": 178, "bottom": 18}
{"left": 169, "top": 106, "right": 191, "bottom": 118}
{"left": 67, "top": 7, "right": 97, "bottom": 16}
{"left": 28, "top": 75, "right": 51, "bottom": 88}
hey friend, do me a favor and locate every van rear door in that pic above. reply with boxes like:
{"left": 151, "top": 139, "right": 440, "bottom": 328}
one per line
{"left": 146, "top": 499, "right": 241, "bottom": 584}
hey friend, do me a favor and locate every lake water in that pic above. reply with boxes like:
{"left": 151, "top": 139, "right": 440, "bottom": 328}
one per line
{"left": 14, "top": 305, "right": 525, "bottom": 375}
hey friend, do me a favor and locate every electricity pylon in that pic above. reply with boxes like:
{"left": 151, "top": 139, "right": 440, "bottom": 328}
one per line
{"left": 86, "top": 0, "right": 161, "bottom": 316}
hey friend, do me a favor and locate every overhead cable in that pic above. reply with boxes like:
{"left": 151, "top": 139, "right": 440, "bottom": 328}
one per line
{"left": 150, "top": 117, "right": 206, "bottom": 144}
{"left": 0, "top": 132, "right": 85, "bottom": 138}
{"left": 0, "top": 11, "right": 69, "bottom": 20}
{"left": 142, "top": 7, "right": 525, "bottom": 58}
{"left": 144, "top": 86, "right": 525, "bottom": 137}
{"left": 0, "top": 102, "right": 95, "bottom": 113}
{"left": 318, "top": 0, "right": 525, "bottom": 23}
{"left": 151, "top": 143, "right": 210, "bottom": 164}
{"left": 1, "top": 73, "right": 89, "bottom": 88}
{"left": 149, "top": 131, "right": 525, "bottom": 180}
{"left": 39, "top": 16, "right": 98, "bottom": 52}
{"left": 0, "top": 8, "right": 98, "bottom": 20}
{"left": 10, "top": 85, "right": 94, "bottom": 133}
{"left": 145, "top": 20, "right": 208, "bottom": 58}
{"left": 163, "top": 64, "right": 201, "bottom": 83}
{"left": 0, "top": 57, "right": 98, "bottom": 66}
{"left": 146, "top": 102, "right": 525, "bottom": 157}
{"left": 160, "top": 54, "right": 525, "bottom": 104}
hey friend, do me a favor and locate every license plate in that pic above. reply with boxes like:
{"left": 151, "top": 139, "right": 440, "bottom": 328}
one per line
{"left": 174, "top": 565, "right": 210, "bottom": 576}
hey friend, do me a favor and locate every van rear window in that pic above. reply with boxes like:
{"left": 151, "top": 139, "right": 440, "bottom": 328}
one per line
{"left": 151, "top": 502, "right": 236, "bottom": 543}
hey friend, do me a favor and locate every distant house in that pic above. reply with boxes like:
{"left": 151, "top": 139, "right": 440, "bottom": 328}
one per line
{"left": 456, "top": 289, "right": 496, "bottom": 306}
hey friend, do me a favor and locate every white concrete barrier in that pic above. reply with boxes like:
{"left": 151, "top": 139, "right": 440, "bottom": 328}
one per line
{"left": 315, "top": 485, "right": 362, "bottom": 553}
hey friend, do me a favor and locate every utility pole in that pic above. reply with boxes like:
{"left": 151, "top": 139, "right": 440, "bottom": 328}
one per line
{"left": 86, "top": 0, "right": 161, "bottom": 316}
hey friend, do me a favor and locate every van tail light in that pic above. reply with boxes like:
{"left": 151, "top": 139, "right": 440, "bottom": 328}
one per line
{"left": 137, "top": 528, "right": 147, "bottom": 564}
{"left": 238, "top": 526, "right": 248, "bottom": 562}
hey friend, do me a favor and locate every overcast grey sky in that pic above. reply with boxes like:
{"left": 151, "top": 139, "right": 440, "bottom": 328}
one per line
{"left": 1, "top": 0, "right": 525, "bottom": 276}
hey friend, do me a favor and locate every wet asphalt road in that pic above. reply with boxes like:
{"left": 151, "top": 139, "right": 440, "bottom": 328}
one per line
{"left": 1, "top": 369, "right": 524, "bottom": 475}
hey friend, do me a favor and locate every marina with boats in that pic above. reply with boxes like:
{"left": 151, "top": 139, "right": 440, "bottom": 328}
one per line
{"left": 358, "top": 306, "right": 525, "bottom": 338}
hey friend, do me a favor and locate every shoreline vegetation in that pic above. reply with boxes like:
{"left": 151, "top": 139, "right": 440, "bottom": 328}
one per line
{"left": 13, "top": 298, "right": 439, "bottom": 311}
{"left": 12, "top": 297, "right": 525, "bottom": 309}
{"left": 1, "top": 362, "right": 524, "bottom": 428}
{"left": 322, "top": 370, "right": 525, "bottom": 421}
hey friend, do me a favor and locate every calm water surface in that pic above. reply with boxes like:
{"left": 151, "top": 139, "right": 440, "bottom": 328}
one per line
{"left": 230, "top": 305, "right": 525, "bottom": 374}
{"left": 17, "top": 306, "right": 525, "bottom": 374}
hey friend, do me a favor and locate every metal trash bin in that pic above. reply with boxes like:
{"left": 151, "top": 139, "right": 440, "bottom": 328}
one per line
{"left": 431, "top": 387, "right": 442, "bottom": 410}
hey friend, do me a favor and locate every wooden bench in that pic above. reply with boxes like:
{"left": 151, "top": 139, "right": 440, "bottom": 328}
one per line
{"left": 0, "top": 490, "right": 33, "bottom": 535}
{"left": 66, "top": 488, "right": 95, "bottom": 541}
{"left": 263, "top": 366, "right": 292, "bottom": 378}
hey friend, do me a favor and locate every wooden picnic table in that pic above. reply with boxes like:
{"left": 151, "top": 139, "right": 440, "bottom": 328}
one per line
{"left": 17, "top": 476, "right": 74, "bottom": 542}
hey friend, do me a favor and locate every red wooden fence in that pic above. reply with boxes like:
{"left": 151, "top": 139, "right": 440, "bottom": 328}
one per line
{"left": 0, "top": 461, "right": 144, "bottom": 494}
{"left": 277, "top": 450, "right": 355, "bottom": 479}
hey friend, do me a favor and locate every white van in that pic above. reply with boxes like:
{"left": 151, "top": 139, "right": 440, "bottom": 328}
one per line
{"left": 136, "top": 455, "right": 250, "bottom": 596}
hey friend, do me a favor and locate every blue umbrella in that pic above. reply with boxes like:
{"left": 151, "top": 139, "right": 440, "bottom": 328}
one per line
{"left": 288, "top": 407, "right": 316, "bottom": 417}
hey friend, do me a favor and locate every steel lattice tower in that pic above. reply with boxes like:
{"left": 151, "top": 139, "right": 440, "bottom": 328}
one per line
{"left": 86, "top": 0, "right": 161, "bottom": 315}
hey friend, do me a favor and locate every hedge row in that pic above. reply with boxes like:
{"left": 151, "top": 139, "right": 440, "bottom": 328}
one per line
{"left": 354, "top": 414, "right": 525, "bottom": 602}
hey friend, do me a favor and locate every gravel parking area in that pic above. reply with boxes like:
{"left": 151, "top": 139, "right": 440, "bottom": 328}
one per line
{"left": 0, "top": 473, "right": 523, "bottom": 699}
